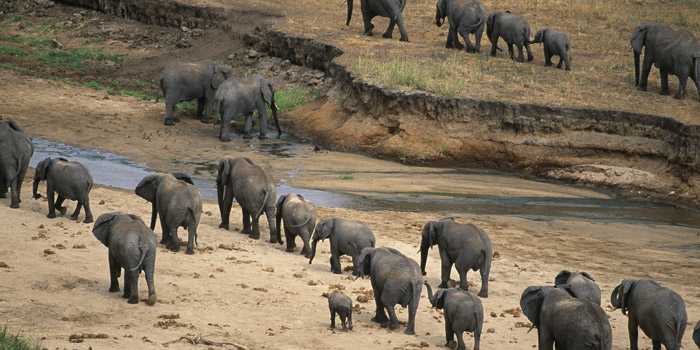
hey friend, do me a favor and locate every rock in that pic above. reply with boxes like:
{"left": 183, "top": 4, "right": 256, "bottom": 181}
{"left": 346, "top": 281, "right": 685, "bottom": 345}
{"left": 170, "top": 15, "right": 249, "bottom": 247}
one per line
{"left": 307, "top": 280, "right": 318, "bottom": 286}
{"left": 180, "top": 26, "right": 191, "bottom": 32}
{"left": 50, "top": 39, "right": 63, "bottom": 49}
{"left": 43, "top": 249, "right": 55, "bottom": 255}
{"left": 514, "top": 321, "right": 532, "bottom": 328}
{"left": 98, "top": 200, "right": 105, "bottom": 205}
{"left": 487, "top": 328, "right": 495, "bottom": 333}
{"left": 247, "top": 49, "right": 260, "bottom": 59}
{"left": 292, "top": 272, "right": 305, "bottom": 278}
{"left": 262, "top": 267, "right": 274, "bottom": 273}
{"left": 0, "top": 262, "right": 9, "bottom": 268}
{"left": 357, "top": 295, "right": 370, "bottom": 303}
{"left": 53, "top": 244, "right": 66, "bottom": 250}
{"left": 72, "top": 244, "right": 86, "bottom": 249}
{"left": 490, "top": 312, "right": 498, "bottom": 318}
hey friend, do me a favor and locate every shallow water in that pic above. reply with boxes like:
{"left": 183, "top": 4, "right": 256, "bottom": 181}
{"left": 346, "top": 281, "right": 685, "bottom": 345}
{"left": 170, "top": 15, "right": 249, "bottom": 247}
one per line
{"left": 31, "top": 138, "right": 700, "bottom": 229}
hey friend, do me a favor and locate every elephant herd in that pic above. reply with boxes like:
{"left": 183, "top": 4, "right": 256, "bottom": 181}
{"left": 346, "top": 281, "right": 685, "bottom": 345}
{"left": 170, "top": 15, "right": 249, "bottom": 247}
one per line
{"left": 1, "top": 117, "right": 700, "bottom": 349}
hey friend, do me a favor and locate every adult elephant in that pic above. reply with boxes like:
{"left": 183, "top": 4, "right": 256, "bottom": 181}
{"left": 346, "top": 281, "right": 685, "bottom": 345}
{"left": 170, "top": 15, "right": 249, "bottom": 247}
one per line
{"left": 693, "top": 320, "right": 699, "bottom": 348}
{"left": 611, "top": 279, "right": 687, "bottom": 350}
{"left": 357, "top": 247, "right": 423, "bottom": 335}
{"left": 217, "top": 157, "right": 280, "bottom": 243}
{"left": 521, "top": 285, "right": 612, "bottom": 350}
{"left": 308, "top": 218, "right": 376, "bottom": 275}
{"left": 276, "top": 193, "right": 317, "bottom": 257}
{"left": 213, "top": 75, "right": 281, "bottom": 141}
{"left": 420, "top": 218, "right": 492, "bottom": 297}
{"left": 135, "top": 173, "right": 202, "bottom": 254}
{"left": 346, "top": 0, "right": 409, "bottom": 42}
{"left": 554, "top": 270, "right": 601, "bottom": 305}
{"left": 159, "top": 61, "right": 233, "bottom": 125}
{"left": 435, "top": 0, "right": 486, "bottom": 53}
{"left": 32, "top": 157, "right": 94, "bottom": 223}
{"left": 0, "top": 118, "right": 33, "bottom": 209}
{"left": 486, "top": 11, "right": 533, "bottom": 62}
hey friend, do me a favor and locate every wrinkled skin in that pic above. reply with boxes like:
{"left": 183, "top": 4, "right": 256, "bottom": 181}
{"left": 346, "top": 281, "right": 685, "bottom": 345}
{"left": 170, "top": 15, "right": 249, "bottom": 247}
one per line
{"left": 0, "top": 119, "right": 33, "bottom": 209}
{"left": 521, "top": 286, "right": 612, "bottom": 350}
{"left": 217, "top": 158, "right": 280, "bottom": 243}
{"left": 309, "top": 218, "right": 376, "bottom": 275}
{"left": 487, "top": 11, "right": 534, "bottom": 62}
{"left": 135, "top": 173, "right": 202, "bottom": 255}
{"left": 631, "top": 23, "right": 700, "bottom": 100}
{"left": 346, "top": 0, "right": 409, "bottom": 42}
{"left": 554, "top": 270, "right": 600, "bottom": 305}
{"left": 425, "top": 282, "right": 483, "bottom": 350}
{"left": 531, "top": 28, "right": 571, "bottom": 70}
{"left": 276, "top": 193, "right": 317, "bottom": 258}
{"left": 693, "top": 321, "right": 699, "bottom": 348}
{"left": 435, "top": 0, "right": 486, "bottom": 53}
{"left": 611, "top": 279, "right": 687, "bottom": 350}
{"left": 213, "top": 75, "right": 281, "bottom": 141}
{"left": 93, "top": 212, "right": 157, "bottom": 305}
{"left": 159, "top": 62, "right": 232, "bottom": 125}
{"left": 328, "top": 291, "right": 353, "bottom": 331}
{"left": 357, "top": 247, "right": 423, "bottom": 335}
{"left": 33, "top": 157, "right": 94, "bottom": 223}
{"left": 420, "top": 218, "right": 492, "bottom": 297}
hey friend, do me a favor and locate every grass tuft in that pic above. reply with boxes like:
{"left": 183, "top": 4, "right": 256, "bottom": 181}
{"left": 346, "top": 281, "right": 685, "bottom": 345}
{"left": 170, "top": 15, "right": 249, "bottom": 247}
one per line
{"left": 275, "top": 86, "right": 318, "bottom": 112}
{"left": 0, "top": 328, "right": 40, "bottom": 350}
{"left": 38, "top": 48, "right": 123, "bottom": 70}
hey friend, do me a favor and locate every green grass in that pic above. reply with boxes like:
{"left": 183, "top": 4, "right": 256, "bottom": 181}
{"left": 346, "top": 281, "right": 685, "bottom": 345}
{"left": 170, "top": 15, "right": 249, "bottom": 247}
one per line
{"left": 0, "top": 45, "right": 27, "bottom": 57}
{"left": 0, "top": 328, "right": 40, "bottom": 350}
{"left": 81, "top": 80, "right": 160, "bottom": 101}
{"left": 338, "top": 174, "right": 354, "bottom": 180}
{"left": 275, "top": 86, "right": 318, "bottom": 112}
{"left": 38, "top": 48, "right": 123, "bottom": 70}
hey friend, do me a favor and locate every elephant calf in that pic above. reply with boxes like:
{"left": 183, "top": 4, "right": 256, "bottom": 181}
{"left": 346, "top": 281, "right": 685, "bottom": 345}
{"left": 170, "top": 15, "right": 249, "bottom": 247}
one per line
{"left": 487, "top": 11, "right": 534, "bottom": 62}
{"left": 0, "top": 118, "right": 33, "bottom": 209}
{"left": 33, "top": 157, "right": 94, "bottom": 223}
{"left": 135, "top": 173, "right": 202, "bottom": 254}
{"left": 531, "top": 28, "right": 571, "bottom": 70}
{"left": 425, "top": 282, "right": 483, "bottom": 350}
{"left": 213, "top": 76, "right": 281, "bottom": 141}
{"left": 308, "top": 218, "right": 376, "bottom": 275}
{"left": 521, "top": 285, "right": 612, "bottom": 350}
{"left": 276, "top": 193, "right": 317, "bottom": 257}
{"left": 328, "top": 291, "right": 353, "bottom": 331}
{"left": 611, "top": 279, "right": 687, "bottom": 350}
{"left": 93, "top": 212, "right": 157, "bottom": 305}
{"left": 554, "top": 270, "right": 600, "bottom": 305}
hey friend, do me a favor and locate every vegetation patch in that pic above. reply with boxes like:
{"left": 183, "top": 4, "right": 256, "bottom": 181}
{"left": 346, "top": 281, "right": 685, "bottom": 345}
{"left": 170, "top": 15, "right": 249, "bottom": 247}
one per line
{"left": 0, "top": 328, "right": 40, "bottom": 350}
{"left": 275, "top": 86, "right": 318, "bottom": 112}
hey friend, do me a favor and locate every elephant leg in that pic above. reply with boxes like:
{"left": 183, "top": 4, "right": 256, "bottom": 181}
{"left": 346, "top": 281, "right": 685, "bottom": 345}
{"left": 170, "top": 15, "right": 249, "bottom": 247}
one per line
{"left": 639, "top": 54, "right": 653, "bottom": 91}
{"left": 478, "top": 267, "right": 489, "bottom": 298}
{"left": 473, "top": 324, "right": 481, "bottom": 350}
{"left": 330, "top": 253, "right": 342, "bottom": 274}
{"left": 250, "top": 215, "right": 261, "bottom": 240}
{"left": 330, "top": 309, "right": 336, "bottom": 329}
{"left": 525, "top": 43, "right": 534, "bottom": 62}
{"left": 446, "top": 27, "right": 456, "bottom": 49}
{"left": 675, "top": 74, "right": 688, "bottom": 99}
{"left": 544, "top": 47, "right": 552, "bottom": 66}
{"left": 164, "top": 95, "right": 178, "bottom": 126}
{"left": 461, "top": 31, "right": 474, "bottom": 53}
{"left": 70, "top": 202, "right": 82, "bottom": 221}
{"left": 196, "top": 97, "right": 207, "bottom": 121}
{"left": 564, "top": 53, "right": 571, "bottom": 71}
{"left": 108, "top": 256, "right": 120, "bottom": 292}
{"left": 396, "top": 16, "right": 409, "bottom": 42}
{"left": 385, "top": 305, "right": 400, "bottom": 330}
{"left": 440, "top": 261, "right": 452, "bottom": 288}
{"left": 168, "top": 228, "right": 180, "bottom": 252}
{"left": 456, "top": 331, "right": 466, "bottom": 350}
{"left": 300, "top": 232, "right": 311, "bottom": 257}
{"left": 265, "top": 206, "right": 278, "bottom": 243}
{"left": 257, "top": 106, "right": 269, "bottom": 140}
{"left": 185, "top": 225, "right": 196, "bottom": 255}
{"left": 285, "top": 230, "right": 296, "bottom": 252}
{"left": 556, "top": 56, "right": 564, "bottom": 69}
{"left": 340, "top": 314, "right": 348, "bottom": 330}
{"left": 160, "top": 218, "right": 169, "bottom": 244}
{"left": 405, "top": 291, "right": 419, "bottom": 335}
{"left": 9, "top": 176, "right": 21, "bottom": 209}
{"left": 371, "top": 290, "right": 388, "bottom": 324}
{"left": 16, "top": 169, "right": 26, "bottom": 203}
{"left": 515, "top": 44, "right": 525, "bottom": 63}
{"left": 445, "top": 320, "right": 456, "bottom": 347}
{"left": 490, "top": 35, "right": 499, "bottom": 57}
{"left": 347, "top": 313, "right": 353, "bottom": 330}
{"left": 46, "top": 184, "right": 56, "bottom": 217}
{"left": 351, "top": 254, "right": 361, "bottom": 276}
{"left": 144, "top": 260, "right": 156, "bottom": 306}
{"left": 362, "top": 11, "right": 375, "bottom": 36}
{"left": 628, "top": 317, "right": 639, "bottom": 350}
{"left": 241, "top": 208, "right": 252, "bottom": 235}
{"left": 458, "top": 268, "right": 468, "bottom": 291}
{"left": 0, "top": 175, "right": 6, "bottom": 198}
{"left": 82, "top": 197, "right": 93, "bottom": 223}
{"left": 126, "top": 270, "right": 139, "bottom": 304}
{"left": 660, "top": 70, "right": 670, "bottom": 95}
{"left": 382, "top": 19, "right": 395, "bottom": 39}
{"left": 243, "top": 113, "right": 254, "bottom": 139}
{"left": 219, "top": 187, "right": 233, "bottom": 230}
{"left": 693, "top": 76, "right": 700, "bottom": 101}
{"left": 538, "top": 328, "right": 554, "bottom": 350}
{"left": 54, "top": 194, "right": 66, "bottom": 214}
{"left": 122, "top": 271, "right": 131, "bottom": 299}
{"left": 507, "top": 43, "right": 515, "bottom": 61}
{"left": 652, "top": 341, "right": 661, "bottom": 350}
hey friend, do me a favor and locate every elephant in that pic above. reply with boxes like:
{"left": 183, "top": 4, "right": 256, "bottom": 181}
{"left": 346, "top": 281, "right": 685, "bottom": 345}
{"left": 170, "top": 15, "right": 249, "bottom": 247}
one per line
{"left": 554, "top": 270, "right": 600, "bottom": 305}
{"left": 521, "top": 285, "right": 612, "bottom": 350}
{"left": 346, "top": 0, "right": 409, "bottom": 42}
{"left": 435, "top": 0, "right": 486, "bottom": 53}
{"left": 217, "top": 157, "right": 280, "bottom": 243}
{"left": 328, "top": 290, "right": 353, "bottom": 331}
{"left": 275, "top": 193, "right": 317, "bottom": 257}
{"left": 631, "top": 23, "right": 700, "bottom": 99}
{"left": 308, "top": 218, "right": 376, "bottom": 275}
{"left": 420, "top": 218, "right": 492, "bottom": 297}
{"left": 93, "top": 212, "right": 157, "bottom": 305}
{"left": 611, "top": 279, "right": 687, "bottom": 350}
{"left": 486, "top": 11, "right": 534, "bottom": 62}
{"left": 213, "top": 75, "right": 281, "bottom": 141}
{"left": 0, "top": 118, "right": 33, "bottom": 209}
{"left": 424, "top": 282, "right": 483, "bottom": 350}
{"left": 530, "top": 28, "right": 571, "bottom": 70}
{"left": 159, "top": 61, "right": 233, "bottom": 125}
{"left": 693, "top": 321, "right": 699, "bottom": 348}
{"left": 32, "top": 157, "right": 94, "bottom": 223}
{"left": 135, "top": 173, "right": 202, "bottom": 254}
{"left": 357, "top": 246, "right": 423, "bottom": 335}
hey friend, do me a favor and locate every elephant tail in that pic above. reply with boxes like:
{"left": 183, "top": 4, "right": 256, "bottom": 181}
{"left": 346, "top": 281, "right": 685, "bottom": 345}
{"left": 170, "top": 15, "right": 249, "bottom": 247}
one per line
{"left": 128, "top": 245, "right": 148, "bottom": 272}
{"left": 256, "top": 188, "right": 270, "bottom": 219}
{"left": 288, "top": 215, "right": 312, "bottom": 228}
{"left": 463, "top": 16, "right": 485, "bottom": 34}
{"left": 346, "top": 0, "right": 353, "bottom": 26}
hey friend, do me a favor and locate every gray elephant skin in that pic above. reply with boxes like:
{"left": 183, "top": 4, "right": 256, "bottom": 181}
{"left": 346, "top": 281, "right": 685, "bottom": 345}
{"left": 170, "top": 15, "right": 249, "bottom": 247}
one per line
{"left": 420, "top": 218, "right": 492, "bottom": 297}
{"left": 521, "top": 285, "right": 612, "bottom": 350}
{"left": 160, "top": 61, "right": 232, "bottom": 125}
{"left": 611, "top": 279, "right": 687, "bottom": 350}
{"left": 213, "top": 75, "right": 281, "bottom": 141}
{"left": 693, "top": 320, "right": 699, "bottom": 348}
{"left": 425, "top": 282, "right": 483, "bottom": 350}
{"left": 328, "top": 290, "right": 353, "bottom": 331}
{"left": 346, "top": 0, "right": 409, "bottom": 42}
{"left": 531, "top": 28, "right": 571, "bottom": 70}
{"left": 33, "top": 157, "right": 94, "bottom": 223}
{"left": 435, "top": 0, "right": 486, "bottom": 53}
{"left": 93, "top": 212, "right": 157, "bottom": 305}
{"left": 0, "top": 119, "right": 33, "bottom": 209}
{"left": 217, "top": 158, "right": 280, "bottom": 243}
{"left": 276, "top": 193, "right": 317, "bottom": 257}
{"left": 135, "top": 173, "right": 202, "bottom": 254}
{"left": 358, "top": 247, "right": 423, "bottom": 335}
{"left": 487, "top": 11, "right": 534, "bottom": 62}
{"left": 309, "top": 218, "right": 376, "bottom": 275}
{"left": 632, "top": 23, "right": 700, "bottom": 100}
{"left": 554, "top": 270, "right": 600, "bottom": 305}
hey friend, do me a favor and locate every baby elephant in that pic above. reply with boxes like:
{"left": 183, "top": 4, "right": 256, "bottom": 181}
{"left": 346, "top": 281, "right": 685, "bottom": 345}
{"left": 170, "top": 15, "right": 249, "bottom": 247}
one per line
{"left": 425, "top": 282, "right": 483, "bottom": 350}
{"left": 328, "top": 291, "right": 353, "bottom": 331}
{"left": 554, "top": 270, "right": 600, "bottom": 305}
{"left": 276, "top": 193, "right": 317, "bottom": 258}
{"left": 308, "top": 218, "right": 376, "bottom": 275}
{"left": 530, "top": 27, "right": 571, "bottom": 70}
{"left": 33, "top": 157, "right": 94, "bottom": 223}
{"left": 611, "top": 279, "right": 687, "bottom": 350}
{"left": 93, "top": 212, "right": 157, "bottom": 305}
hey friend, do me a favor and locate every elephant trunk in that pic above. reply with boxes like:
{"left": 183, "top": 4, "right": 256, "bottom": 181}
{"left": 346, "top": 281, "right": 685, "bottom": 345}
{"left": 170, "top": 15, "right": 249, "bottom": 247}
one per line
{"left": 271, "top": 96, "right": 282, "bottom": 138}
{"left": 32, "top": 179, "right": 40, "bottom": 199}
{"left": 346, "top": 0, "right": 353, "bottom": 26}
{"left": 424, "top": 282, "right": 437, "bottom": 307}
{"left": 420, "top": 236, "right": 430, "bottom": 276}
{"left": 308, "top": 237, "right": 318, "bottom": 264}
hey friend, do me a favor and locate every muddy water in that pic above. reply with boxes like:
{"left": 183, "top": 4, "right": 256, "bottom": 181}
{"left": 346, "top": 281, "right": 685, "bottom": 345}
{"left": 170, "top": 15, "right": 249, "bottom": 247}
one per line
{"left": 30, "top": 138, "right": 700, "bottom": 229}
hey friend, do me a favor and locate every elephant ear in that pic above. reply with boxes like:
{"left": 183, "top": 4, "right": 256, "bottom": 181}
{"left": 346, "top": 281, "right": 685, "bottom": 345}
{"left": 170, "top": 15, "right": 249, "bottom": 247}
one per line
{"left": 554, "top": 270, "right": 572, "bottom": 286}
{"left": 259, "top": 78, "right": 275, "bottom": 107}
{"left": 693, "top": 321, "right": 700, "bottom": 347}
{"left": 34, "top": 158, "right": 53, "bottom": 180}
{"left": 579, "top": 271, "right": 595, "bottom": 281}
{"left": 693, "top": 56, "right": 700, "bottom": 86}
{"left": 630, "top": 26, "right": 647, "bottom": 54}
{"left": 275, "top": 194, "right": 289, "bottom": 226}
{"left": 172, "top": 172, "right": 194, "bottom": 185}
{"left": 5, "top": 119, "right": 22, "bottom": 132}
{"left": 135, "top": 174, "right": 160, "bottom": 203}
{"left": 610, "top": 280, "right": 635, "bottom": 315}
{"left": 210, "top": 64, "right": 227, "bottom": 90}
{"left": 357, "top": 247, "right": 374, "bottom": 278}
{"left": 533, "top": 28, "right": 546, "bottom": 44}
{"left": 93, "top": 212, "right": 122, "bottom": 247}
{"left": 317, "top": 219, "right": 335, "bottom": 241}
{"left": 520, "top": 286, "right": 545, "bottom": 328}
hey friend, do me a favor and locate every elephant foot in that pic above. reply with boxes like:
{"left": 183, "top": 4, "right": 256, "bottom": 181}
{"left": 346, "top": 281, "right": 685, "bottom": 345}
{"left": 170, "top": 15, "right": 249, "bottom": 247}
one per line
{"left": 199, "top": 117, "right": 211, "bottom": 124}
{"left": 185, "top": 248, "right": 194, "bottom": 255}
{"left": 258, "top": 134, "right": 268, "bottom": 140}
{"left": 70, "top": 214, "right": 79, "bottom": 221}
{"left": 399, "top": 37, "right": 409, "bottom": 42}
{"left": 673, "top": 94, "right": 684, "bottom": 100}
{"left": 388, "top": 322, "right": 400, "bottom": 331}
{"left": 382, "top": 32, "right": 392, "bottom": 39}
{"left": 147, "top": 294, "right": 157, "bottom": 306}
{"left": 127, "top": 296, "right": 139, "bottom": 304}
{"left": 637, "top": 86, "right": 648, "bottom": 92}
{"left": 438, "top": 281, "right": 449, "bottom": 289}
{"left": 478, "top": 290, "right": 488, "bottom": 298}
{"left": 285, "top": 247, "right": 295, "bottom": 252}
{"left": 220, "top": 136, "right": 233, "bottom": 142}
{"left": 660, "top": 89, "right": 670, "bottom": 96}
{"left": 57, "top": 206, "right": 67, "bottom": 214}
{"left": 363, "top": 31, "right": 373, "bottom": 37}
{"left": 242, "top": 134, "right": 253, "bottom": 140}
{"left": 446, "top": 340, "right": 457, "bottom": 348}
{"left": 527, "top": 55, "right": 534, "bottom": 62}
{"left": 565, "top": 67, "right": 571, "bottom": 71}
{"left": 83, "top": 216, "right": 94, "bottom": 224}
{"left": 46, "top": 212, "right": 56, "bottom": 219}
{"left": 109, "top": 285, "right": 120, "bottom": 293}
{"left": 10, "top": 202, "right": 19, "bottom": 209}
{"left": 164, "top": 118, "right": 176, "bottom": 126}
{"left": 122, "top": 292, "right": 130, "bottom": 299}
{"left": 403, "top": 327, "right": 415, "bottom": 335}
{"left": 371, "top": 315, "right": 388, "bottom": 324}
{"left": 219, "top": 223, "right": 229, "bottom": 230}
{"left": 249, "top": 234, "right": 261, "bottom": 240}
